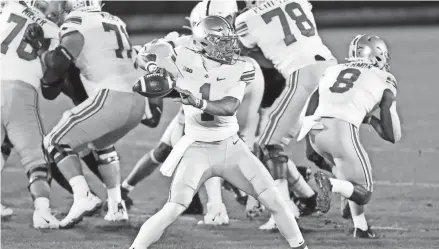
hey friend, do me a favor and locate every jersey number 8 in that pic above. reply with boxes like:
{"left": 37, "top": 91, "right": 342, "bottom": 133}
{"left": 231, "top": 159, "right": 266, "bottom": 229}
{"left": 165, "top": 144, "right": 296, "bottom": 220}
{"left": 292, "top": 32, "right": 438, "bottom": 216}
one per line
{"left": 329, "top": 68, "right": 362, "bottom": 94}
{"left": 261, "top": 2, "right": 316, "bottom": 46}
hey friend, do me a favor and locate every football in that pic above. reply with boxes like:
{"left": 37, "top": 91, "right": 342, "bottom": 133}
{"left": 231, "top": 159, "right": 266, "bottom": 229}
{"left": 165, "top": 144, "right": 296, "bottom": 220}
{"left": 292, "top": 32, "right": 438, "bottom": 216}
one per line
{"left": 133, "top": 68, "right": 175, "bottom": 98}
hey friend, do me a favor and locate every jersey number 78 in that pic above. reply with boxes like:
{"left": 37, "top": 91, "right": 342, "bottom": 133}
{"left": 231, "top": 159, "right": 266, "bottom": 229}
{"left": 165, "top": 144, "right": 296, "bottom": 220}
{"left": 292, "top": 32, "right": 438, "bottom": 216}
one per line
{"left": 261, "top": 2, "right": 316, "bottom": 46}
{"left": 102, "top": 22, "right": 132, "bottom": 59}
{"left": 1, "top": 13, "right": 37, "bottom": 61}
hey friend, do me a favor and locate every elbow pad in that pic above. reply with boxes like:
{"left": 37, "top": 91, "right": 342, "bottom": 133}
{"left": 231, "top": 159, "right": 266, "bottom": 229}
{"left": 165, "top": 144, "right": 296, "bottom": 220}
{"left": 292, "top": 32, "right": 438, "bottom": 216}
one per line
{"left": 389, "top": 101, "right": 402, "bottom": 142}
{"left": 42, "top": 46, "right": 73, "bottom": 85}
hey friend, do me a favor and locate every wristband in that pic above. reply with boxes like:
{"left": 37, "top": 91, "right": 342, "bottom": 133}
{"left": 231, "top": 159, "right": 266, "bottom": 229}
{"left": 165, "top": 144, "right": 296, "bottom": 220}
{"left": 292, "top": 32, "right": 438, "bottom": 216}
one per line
{"left": 194, "top": 98, "right": 202, "bottom": 109}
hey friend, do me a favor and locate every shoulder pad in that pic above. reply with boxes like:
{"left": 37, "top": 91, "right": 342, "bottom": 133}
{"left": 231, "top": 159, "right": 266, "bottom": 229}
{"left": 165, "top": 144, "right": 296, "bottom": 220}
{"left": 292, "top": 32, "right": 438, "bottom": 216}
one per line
{"left": 385, "top": 73, "right": 398, "bottom": 95}
{"left": 60, "top": 12, "right": 84, "bottom": 37}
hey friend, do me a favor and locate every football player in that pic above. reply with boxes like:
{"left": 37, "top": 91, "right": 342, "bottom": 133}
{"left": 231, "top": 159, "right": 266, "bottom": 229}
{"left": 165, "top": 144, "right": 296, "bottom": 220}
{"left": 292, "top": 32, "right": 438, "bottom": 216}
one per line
{"left": 235, "top": 0, "right": 337, "bottom": 229}
{"left": 0, "top": 0, "right": 60, "bottom": 228}
{"left": 298, "top": 34, "right": 401, "bottom": 238}
{"left": 24, "top": 0, "right": 146, "bottom": 228}
{"left": 122, "top": 0, "right": 265, "bottom": 225}
{"left": 129, "top": 16, "right": 308, "bottom": 249}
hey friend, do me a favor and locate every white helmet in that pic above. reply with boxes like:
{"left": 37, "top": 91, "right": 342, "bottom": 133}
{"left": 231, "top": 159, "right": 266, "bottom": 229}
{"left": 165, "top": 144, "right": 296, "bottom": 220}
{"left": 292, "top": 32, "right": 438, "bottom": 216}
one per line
{"left": 24, "top": 0, "right": 49, "bottom": 14}
{"left": 348, "top": 34, "right": 391, "bottom": 71}
{"left": 187, "top": 0, "right": 238, "bottom": 30}
{"left": 65, "top": 0, "right": 102, "bottom": 12}
{"left": 243, "top": 0, "right": 268, "bottom": 8}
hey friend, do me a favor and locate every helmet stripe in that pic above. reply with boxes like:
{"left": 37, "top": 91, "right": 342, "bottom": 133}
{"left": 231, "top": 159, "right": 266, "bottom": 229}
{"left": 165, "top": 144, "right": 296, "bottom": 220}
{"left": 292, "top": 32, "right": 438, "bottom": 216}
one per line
{"left": 205, "top": 0, "right": 211, "bottom": 16}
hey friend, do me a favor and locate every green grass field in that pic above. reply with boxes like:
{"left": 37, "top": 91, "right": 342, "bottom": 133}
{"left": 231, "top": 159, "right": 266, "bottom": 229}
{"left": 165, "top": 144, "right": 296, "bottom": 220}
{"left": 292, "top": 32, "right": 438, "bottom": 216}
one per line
{"left": 2, "top": 26, "right": 439, "bottom": 249}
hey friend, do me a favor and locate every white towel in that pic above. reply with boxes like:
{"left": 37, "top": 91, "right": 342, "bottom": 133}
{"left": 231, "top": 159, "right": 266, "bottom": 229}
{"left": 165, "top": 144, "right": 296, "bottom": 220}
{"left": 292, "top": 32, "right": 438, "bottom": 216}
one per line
{"left": 296, "top": 115, "right": 325, "bottom": 142}
{"left": 160, "top": 135, "right": 195, "bottom": 177}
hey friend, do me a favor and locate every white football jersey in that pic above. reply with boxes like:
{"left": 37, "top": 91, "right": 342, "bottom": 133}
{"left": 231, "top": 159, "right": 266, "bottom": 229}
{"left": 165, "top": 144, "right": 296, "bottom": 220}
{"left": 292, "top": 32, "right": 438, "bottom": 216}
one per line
{"left": 144, "top": 40, "right": 254, "bottom": 142}
{"left": 0, "top": 2, "right": 59, "bottom": 89}
{"left": 314, "top": 61, "right": 398, "bottom": 128}
{"left": 235, "top": 0, "right": 334, "bottom": 78}
{"left": 60, "top": 11, "right": 143, "bottom": 95}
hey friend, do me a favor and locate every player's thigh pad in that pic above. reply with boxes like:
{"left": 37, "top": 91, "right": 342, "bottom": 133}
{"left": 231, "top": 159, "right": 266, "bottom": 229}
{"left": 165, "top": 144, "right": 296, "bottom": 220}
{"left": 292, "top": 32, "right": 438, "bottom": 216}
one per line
{"left": 168, "top": 144, "right": 213, "bottom": 207}
{"left": 92, "top": 93, "right": 145, "bottom": 150}
{"left": 1, "top": 80, "right": 46, "bottom": 171}
{"left": 44, "top": 90, "right": 143, "bottom": 151}
{"left": 311, "top": 118, "right": 373, "bottom": 192}
{"left": 222, "top": 137, "right": 276, "bottom": 197}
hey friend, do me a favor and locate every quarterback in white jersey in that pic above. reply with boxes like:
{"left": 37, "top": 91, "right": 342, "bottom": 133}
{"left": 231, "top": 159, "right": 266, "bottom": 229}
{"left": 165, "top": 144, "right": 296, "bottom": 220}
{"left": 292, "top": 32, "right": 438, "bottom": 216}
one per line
{"left": 24, "top": 0, "right": 145, "bottom": 228}
{"left": 129, "top": 16, "right": 308, "bottom": 249}
{"left": 1, "top": 1, "right": 60, "bottom": 229}
{"left": 122, "top": 0, "right": 265, "bottom": 226}
{"left": 298, "top": 34, "right": 401, "bottom": 238}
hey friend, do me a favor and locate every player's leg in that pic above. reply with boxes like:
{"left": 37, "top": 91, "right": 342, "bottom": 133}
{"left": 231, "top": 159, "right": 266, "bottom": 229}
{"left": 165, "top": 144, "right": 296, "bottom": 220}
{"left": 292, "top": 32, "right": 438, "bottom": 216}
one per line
{"left": 311, "top": 119, "right": 375, "bottom": 237}
{"left": 222, "top": 137, "right": 307, "bottom": 249}
{"left": 1, "top": 127, "right": 14, "bottom": 219}
{"left": 122, "top": 109, "right": 184, "bottom": 191}
{"left": 129, "top": 143, "right": 213, "bottom": 249}
{"left": 199, "top": 177, "right": 229, "bottom": 225}
{"left": 2, "top": 80, "right": 59, "bottom": 228}
{"left": 90, "top": 93, "right": 145, "bottom": 222}
{"left": 43, "top": 90, "right": 142, "bottom": 227}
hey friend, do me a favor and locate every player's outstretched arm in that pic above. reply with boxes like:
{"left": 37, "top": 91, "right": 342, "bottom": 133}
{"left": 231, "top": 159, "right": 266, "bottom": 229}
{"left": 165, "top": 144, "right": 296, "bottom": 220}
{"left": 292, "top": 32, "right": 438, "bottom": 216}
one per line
{"left": 174, "top": 86, "right": 241, "bottom": 116}
{"left": 369, "top": 89, "right": 401, "bottom": 143}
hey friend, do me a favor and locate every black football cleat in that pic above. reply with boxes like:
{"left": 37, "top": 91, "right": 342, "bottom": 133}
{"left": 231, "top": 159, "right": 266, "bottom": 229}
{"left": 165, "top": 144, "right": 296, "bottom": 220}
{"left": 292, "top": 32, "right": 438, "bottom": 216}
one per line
{"left": 297, "top": 165, "right": 312, "bottom": 182}
{"left": 341, "top": 197, "right": 351, "bottom": 219}
{"left": 313, "top": 171, "right": 332, "bottom": 213}
{"left": 296, "top": 193, "right": 318, "bottom": 216}
{"left": 183, "top": 193, "right": 203, "bottom": 215}
{"left": 351, "top": 226, "right": 378, "bottom": 239}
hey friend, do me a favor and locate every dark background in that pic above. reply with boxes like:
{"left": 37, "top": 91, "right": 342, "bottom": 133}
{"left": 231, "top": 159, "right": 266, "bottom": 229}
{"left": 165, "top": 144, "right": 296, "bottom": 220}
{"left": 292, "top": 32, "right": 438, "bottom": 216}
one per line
{"left": 102, "top": 1, "right": 439, "bottom": 34}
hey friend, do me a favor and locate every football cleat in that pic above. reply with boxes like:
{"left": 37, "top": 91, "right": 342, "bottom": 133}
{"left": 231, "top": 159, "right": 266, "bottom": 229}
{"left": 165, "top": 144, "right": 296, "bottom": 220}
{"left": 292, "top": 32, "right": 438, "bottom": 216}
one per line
{"left": 60, "top": 191, "right": 102, "bottom": 229}
{"left": 1, "top": 204, "right": 13, "bottom": 219}
{"left": 33, "top": 209, "right": 60, "bottom": 229}
{"left": 103, "top": 187, "right": 134, "bottom": 212}
{"left": 313, "top": 171, "right": 332, "bottom": 213}
{"left": 259, "top": 216, "right": 277, "bottom": 231}
{"left": 197, "top": 202, "right": 229, "bottom": 226}
{"left": 295, "top": 193, "right": 318, "bottom": 216}
{"left": 351, "top": 226, "right": 378, "bottom": 239}
{"left": 105, "top": 201, "right": 129, "bottom": 222}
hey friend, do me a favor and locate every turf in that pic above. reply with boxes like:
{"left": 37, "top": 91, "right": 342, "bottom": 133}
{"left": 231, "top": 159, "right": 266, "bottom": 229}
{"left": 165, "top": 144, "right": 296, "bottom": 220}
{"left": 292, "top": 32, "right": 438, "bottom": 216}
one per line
{"left": 2, "top": 26, "right": 439, "bottom": 249}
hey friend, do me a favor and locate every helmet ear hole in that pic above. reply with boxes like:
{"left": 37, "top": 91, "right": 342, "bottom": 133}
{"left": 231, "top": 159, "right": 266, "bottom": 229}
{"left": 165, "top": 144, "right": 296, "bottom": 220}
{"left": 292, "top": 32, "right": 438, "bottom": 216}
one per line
{"left": 375, "top": 56, "right": 382, "bottom": 62}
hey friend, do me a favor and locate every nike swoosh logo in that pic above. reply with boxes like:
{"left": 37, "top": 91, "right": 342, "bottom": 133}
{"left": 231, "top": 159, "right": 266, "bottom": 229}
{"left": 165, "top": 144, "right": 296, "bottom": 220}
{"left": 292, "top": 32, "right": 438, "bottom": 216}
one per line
{"left": 217, "top": 77, "right": 225, "bottom": 81}
{"left": 42, "top": 217, "right": 50, "bottom": 224}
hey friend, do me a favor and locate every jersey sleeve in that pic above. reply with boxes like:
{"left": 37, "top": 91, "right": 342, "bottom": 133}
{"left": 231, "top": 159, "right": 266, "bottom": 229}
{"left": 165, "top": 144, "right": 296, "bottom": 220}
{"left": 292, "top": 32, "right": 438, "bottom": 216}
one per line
{"left": 226, "top": 81, "right": 247, "bottom": 102}
{"left": 239, "top": 59, "right": 256, "bottom": 85}
{"left": 235, "top": 11, "right": 258, "bottom": 49}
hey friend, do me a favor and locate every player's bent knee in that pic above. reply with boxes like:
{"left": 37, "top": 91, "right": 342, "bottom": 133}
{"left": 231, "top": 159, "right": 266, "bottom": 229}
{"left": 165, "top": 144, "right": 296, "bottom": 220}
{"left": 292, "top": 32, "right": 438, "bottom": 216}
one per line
{"left": 257, "top": 186, "right": 285, "bottom": 214}
{"left": 95, "top": 146, "right": 120, "bottom": 165}
{"left": 168, "top": 183, "right": 196, "bottom": 208}
{"left": 152, "top": 142, "right": 172, "bottom": 163}
{"left": 258, "top": 144, "right": 288, "bottom": 180}
{"left": 45, "top": 143, "right": 76, "bottom": 165}
{"left": 349, "top": 183, "right": 372, "bottom": 205}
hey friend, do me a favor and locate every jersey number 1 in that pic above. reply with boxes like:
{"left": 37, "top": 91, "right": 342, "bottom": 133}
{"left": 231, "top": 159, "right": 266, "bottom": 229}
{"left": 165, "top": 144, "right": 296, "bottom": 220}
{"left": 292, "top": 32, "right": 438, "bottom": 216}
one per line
{"left": 1, "top": 13, "right": 37, "bottom": 61}
{"left": 261, "top": 2, "right": 316, "bottom": 46}
{"left": 200, "top": 83, "right": 214, "bottom": 121}
{"left": 329, "top": 68, "right": 362, "bottom": 93}
{"left": 102, "top": 22, "right": 132, "bottom": 59}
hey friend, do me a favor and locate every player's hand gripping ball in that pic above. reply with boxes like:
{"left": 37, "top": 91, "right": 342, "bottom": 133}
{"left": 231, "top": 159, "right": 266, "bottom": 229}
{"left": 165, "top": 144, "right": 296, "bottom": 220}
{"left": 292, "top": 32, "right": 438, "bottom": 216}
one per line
{"left": 133, "top": 65, "right": 175, "bottom": 98}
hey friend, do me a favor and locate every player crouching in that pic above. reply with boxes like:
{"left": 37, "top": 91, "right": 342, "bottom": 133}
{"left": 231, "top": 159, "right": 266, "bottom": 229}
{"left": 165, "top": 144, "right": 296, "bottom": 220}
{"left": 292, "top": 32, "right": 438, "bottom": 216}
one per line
{"left": 129, "top": 16, "right": 308, "bottom": 249}
{"left": 298, "top": 34, "right": 401, "bottom": 238}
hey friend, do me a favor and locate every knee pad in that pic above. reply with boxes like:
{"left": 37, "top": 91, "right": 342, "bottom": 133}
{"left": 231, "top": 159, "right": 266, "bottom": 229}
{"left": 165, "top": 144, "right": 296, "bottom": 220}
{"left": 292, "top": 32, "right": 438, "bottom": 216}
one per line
{"left": 94, "top": 146, "right": 120, "bottom": 165}
{"left": 258, "top": 144, "right": 288, "bottom": 180}
{"left": 46, "top": 143, "right": 76, "bottom": 164}
{"left": 349, "top": 183, "right": 372, "bottom": 205}
{"left": 27, "top": 164, "right": 50, "bottom": 187}
{"left": 151, "top": 142, "right": 172, "bottom": 163}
